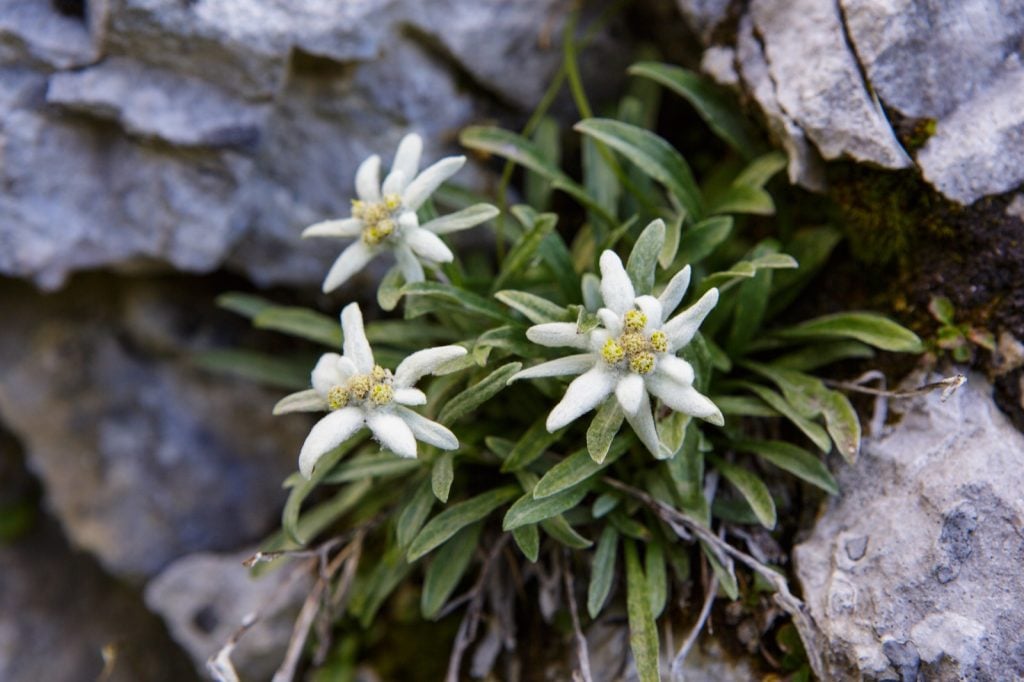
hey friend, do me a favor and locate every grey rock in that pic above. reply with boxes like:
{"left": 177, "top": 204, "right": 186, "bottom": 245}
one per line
{"left": 145, "top": 549, "right": 312, "bottom": 680}
{"left": 675, "top": 0, "right": 734, "bottom": 41}
{"left": 916, "top": 60, "right": 1024, "bottom": 204}
{"left": 47, "top": 57, "right": 271, "bottom": 148}
{"left": 736, "top": 13, "right": 827, "bottom": 190}
{"left": 794, "top": 372, "right": 1024, "bottom": 680}
{"left": 0, "top": 277, "right": 306, "bottom": 578}
{"left": 0, "top": 3, "right": 97, "bottom": 69}
{"left": 748, "top": 0, "right": 911, "bottom": 170}
{"left": 700, "top": 44, "right": 739, "bottom": 87}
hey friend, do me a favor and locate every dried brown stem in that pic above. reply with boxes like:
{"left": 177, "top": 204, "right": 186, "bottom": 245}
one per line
{"left": 561, "top": 551, "right": 594, "bottom": 682}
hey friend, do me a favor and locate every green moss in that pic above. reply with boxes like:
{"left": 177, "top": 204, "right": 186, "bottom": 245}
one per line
{"left": 827, "top": 165, "right": 957, "bottom": 267}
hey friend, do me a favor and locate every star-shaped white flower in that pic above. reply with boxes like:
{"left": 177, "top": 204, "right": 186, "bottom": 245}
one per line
{"left": 274, "top": 302, "right": 466, "bottom": 478}
{"left": 509, "top": 250, "right": 723, "bottom": 458}
{"left": 302, "top": 133, "right": 497, "bottom": 293}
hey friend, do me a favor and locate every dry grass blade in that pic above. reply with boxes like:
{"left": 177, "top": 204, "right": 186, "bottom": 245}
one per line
{"left": 561, "top": 551, "right": 594, "bottom": 682}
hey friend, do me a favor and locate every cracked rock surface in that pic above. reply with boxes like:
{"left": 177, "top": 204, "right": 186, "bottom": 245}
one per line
{"left": 794, "top": 372, "right": 1024, "bottom": 680}
{"left": 679, "top": 0, "right": 1024, "bottom": 204}
{"left": 0, "top": 0, "right": 627, "bottom": 289}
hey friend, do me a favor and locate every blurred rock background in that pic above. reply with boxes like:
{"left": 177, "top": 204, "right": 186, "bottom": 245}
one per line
{"left": 1, "top": 0, "right": 1022, "bottom": 680}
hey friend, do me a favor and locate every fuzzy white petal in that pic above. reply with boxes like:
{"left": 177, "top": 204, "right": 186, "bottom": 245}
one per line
{"left": 302, "top": 218, "right": 363, "bottom": 239}
{"left": 420, "top": 204, "right": 498, "bottom": 235}
{"left": 393, "top": 388, "right": 427, "bottom": 405}
{"left": 299, "top": 407, "right": 364, "bottom": 478}
{"left": 341, "top": 303, "right": 375, "bottom": 373}
{"left": 355, "top": 154, "right": 381, "bottom": 202}
{"left": 395, "top": 405, "right": 459, "bottom": 450}
{"left": 508, "top": 354, "right": 596, "bottom": 382}
{"left": 546, "top": 365, "right": 617, "bottom": 431}
{"left": 615, "top": 373, "right": 646, "bottom": 415}
{"left": 599, "top": 250, "right": 636, "bottom": 314}
{"left": 402, "top": 156, "right": 466, "bottom": 211}
{"left": 646, "top": 374, "right": 724, "bottom": 425}
{"left": 323, "top": 241, "right": 375, "bottom": 293}
{"left": 312, "top": 353, "right": 346, "bottom": 394}
{"left": 634, "top": 296, "right": 663, "bottom": 329}
{"left": 389, "top": 134, "right": 422, "bottom": 193}
{"left": 589, "top": 329, "right": 612, "bottom": 353}
{"left": 395, "top": 244, "right": 425, "bottom": 284}
{"left": 381, "top": 169, "right": 407, "bottom": 198}
{"left": 526, "top": 323, "right": 590, "bottom": 349}
{"left": 398, "top": 211, "right": 419, "bottom": 230}
{"left": 404, "top": 228, "right": 454, "bottom": 263}
{"left": 658, "top": 265, "right": 691, "bottom": 320}
{"left": 273, "top": 389, "right": 328, "bottom": 415}
{"left": 665, "top": 288, "right": 719, "bottom": 351}
{"left": 653, "top": 354, "right": 695, "bottom": 386}
{"left": 394, "top": 346, "right": 468, "bottom": 387}
{"left": 596, "top": 308, "right": 623, "bottom": 336}
{"left": 366, "top": 411, "right": 418, "bottom": 458}
{"left": 622, "top": 391, "right": 670, "bottom": 458}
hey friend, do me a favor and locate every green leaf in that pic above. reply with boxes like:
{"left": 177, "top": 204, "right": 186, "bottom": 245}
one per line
{"left": 629, "top": 62, "right": 763, "bottom": 157}
{"left": 667, "top": 424, "right": 708, "bottom": 522}
{"left": 708, "top": 455, "right": 776, "bottom": 529}
{"left": 512, "top": 524, "right": 540, "bottom": 562}
{"left": 502, "top": 416, "right": 564, "bottom": 472}
{"left": 438, "top": 362, "right": 522, "bottom": 426}
{"left": 407, "top": 486, "right": 520, "bottom": 562}
{"left": 739, "top": 383, "right": 832, "bottom": 453}
{"left": 928, "top": 296, "right": 956, "bottom": 325}
{"left": 193, "top": 349, "right": 310, "bottom": 390}
{"left": 592, "top": 493, "right": 619, "bottom": 518}
{"left": 645, "top": 540, "right": 668, "bottom": 618}
{"left": 712, "top": 395, "right": 781, "bottom": 417}
{"left": 533, "top": 439, "right": 628, "bottom": 499}
{"left": 503, "top": 482, "right": 591, "bottom": 530}
{"left": 626, "top": 219, "right": 666, "bottom": 295}
{"left": 540, "top": 516, "right": 592, "bottom": 549}
{"left": 321, "top": 453, "right": 421, "bottom": 484}
{"left": 709, "top": 184, "right": 775, "bottom": 216}
{"left": 352, "top": 545, "right": 412, "bottom": 627}
{"left": 396, "top": 478, "right": 436, "bottom": 549}
{"left": 421, "top": 522, "right": 482, "bottom": 619}
{"left": 772, "top": 341, "right": 875, "bottom": 372}
{"left": 475, "top": 326, "right": 535, "bottom": 359}
{"left": 583, "top": 135, "right": 621, "bottom": 224}
{"left": 822, "top": 390, "right": 861, "bottom": 464}
{"left": 459, "top": 126, "right": 616, "bottom": 225}
{"left": 768, "top": 227, "right": 843, "bottom": 317}
{"left": 495, "top": 290, "right": 572, "bottom": 324}
{"left": 402, "top": 282, "right": 512, "bottom": 324}
{"left": 494, "top": 213, "right": 558, "bottom": 290}
{"left": 732, "top": 439, "right": 838, "bottom": 495}
{"left": 656, "top": 410, "right": 690, "bottom": 456}
{"left": 575, "top": 118, "right": 703, "bottom": 219}
{"left": 287, "top": 479, "right": 372, "bottom": 548}
{"left": 587, "top": 526, "right": 619, "bottom": 618}
{"left": 773, "top": 312, "right": 923, "bottom": 352}
{"left": 282, "top": 436, "right": 366, "bottom": 544}
{"left": 702, "top": 541, "right": 739, "bottom": 599}
{"left": 727, "top": 243, "right": 776, "bottom": 354}
{"left": 526, "top": 118, "right": 560, "bottom": 210}
{"left": 586, "top": 398, "right": 624, "bottom": 464}
{"left": 659, "top": 214, "right": 682, "bottom": 269}
{"left": 675, "top": 215, "right": 733, "bottom": 265}
{"left": 432, "top": 452, "right": 455, "bottom": 503}
{"left": 624, "top": 539, "right": 661, "bottom": 682}
{"left": 609, "top": 510, "right": 652, "bottom": 541}
{"left": 216, "top": 292, "right": 274, "bottom": 319}
{"left": 253, "top": 307, "right": 342, "bottom": 347}
{"left": 377, "top": 266, "right": 405, "bottom": 312}
{"left": 733, "top": 151, "right": 787, "bottom": 188}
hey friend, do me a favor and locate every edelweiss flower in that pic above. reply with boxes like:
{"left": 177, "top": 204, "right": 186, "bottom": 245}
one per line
{"left": 509, "top": 250, "right": 723, "bottom": 459}
{"left": 274, "top": 302, "right": 466, "bottom": 478}
{"left": 302, "top": 133, "right": 497, "bottom": 293}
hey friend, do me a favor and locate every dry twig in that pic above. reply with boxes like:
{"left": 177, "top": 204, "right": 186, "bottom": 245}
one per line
{"left": 561, "top": 551, "right": 594, "bottom": 682}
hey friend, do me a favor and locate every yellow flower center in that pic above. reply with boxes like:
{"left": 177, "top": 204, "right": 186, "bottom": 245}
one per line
{"left": 356, "top": 194, "right": 405, "bottom": 246}
{"left": 601, "top": 309, "right": 666, "bottom": 375}
{"left": 328, "top": 365, "right": 394, "bottom": 409}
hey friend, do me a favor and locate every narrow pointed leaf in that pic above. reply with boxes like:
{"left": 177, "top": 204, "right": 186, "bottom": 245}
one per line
{"left": 645, "top": 540, "right": 668, "bottom": 618}
{"left": 407, "top": 486, "right": 519, "bottom": 561}
{"left": 503, "top": 482, "right": 591, "bottom": 530}
{"left": 421, "top": 522, "right": 482, "bottom": 619}
{"left": 626, "top": 219, "right": 666, "bottom": 294}
{"left": 733, "top": 439, "right": 838, "bottom": 495}
{"left": 587, "top": 398, "right": 624, "bottom": 464}
{"left": 624, "top": 539, "right": 660, "bottom": 682}
{"left": 773, "top": 312, "right": 923, "bottom": 352}
{"left": 708, "top": 454, "right": 776, "bottom": 529}
{"left": 512, "top": 523, "right": 540, "bottom": 562}
{"left": 397, "top": 478, "right": 436, "bottom": 549}
{"left": 533, "top": 439, "right": 629, "bottom": 499}
{"left": 432, "top": 452, "right": 455, "bottom": 503}
{"left": 587, "top": 526, "right": 619, "bottom": 618}
{"left": 495, "top": 290, "right": 573, "bottom": 324}
{"left": 438, "top": 362, "right": 522, "bottom": 426}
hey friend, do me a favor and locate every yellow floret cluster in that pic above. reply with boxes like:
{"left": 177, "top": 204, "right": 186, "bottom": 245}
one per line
{"left": 352, "top": 193, "right": 403, "bottom": 246}
{"left": 599, "top": 309, "right": 666, "bottom": 375}
{"left": 327, "top": 364, "right": 395, "bottom": 409}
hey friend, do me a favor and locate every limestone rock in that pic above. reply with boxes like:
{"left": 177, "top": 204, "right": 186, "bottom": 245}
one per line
{"left": 794, "top": 372, "right": 1024, "bottom": 680}
{"left": 145, "top": 549, "right": 312, "bottom": 680}
{"left": 0, "top": 277, "right": 306, "bottom": 578}
{"left": 675, "top": 0, "right": 734, "bottom": 42}
{"left": 747, "top": 0, "right": 911, "bottom": 170}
